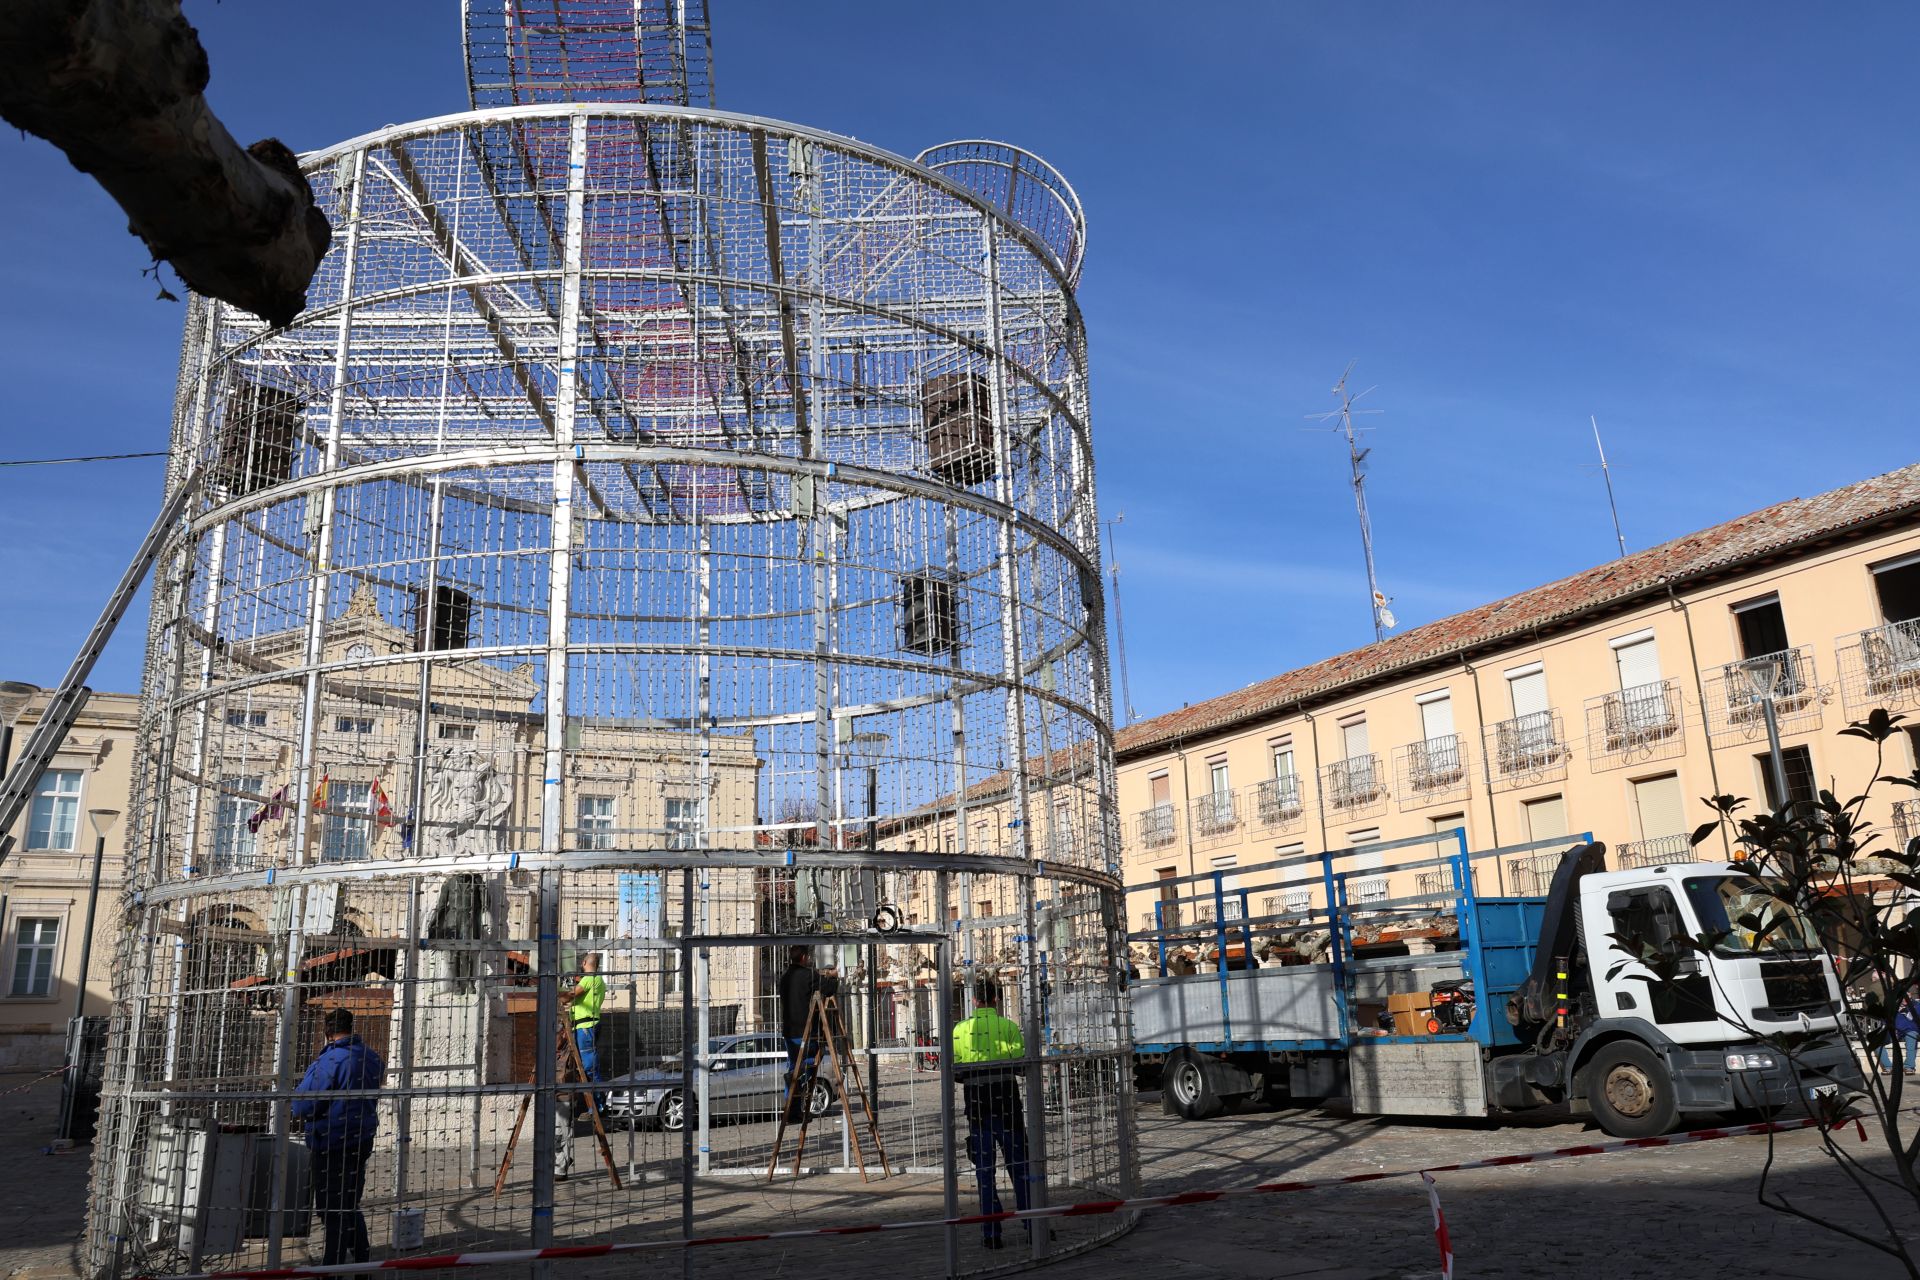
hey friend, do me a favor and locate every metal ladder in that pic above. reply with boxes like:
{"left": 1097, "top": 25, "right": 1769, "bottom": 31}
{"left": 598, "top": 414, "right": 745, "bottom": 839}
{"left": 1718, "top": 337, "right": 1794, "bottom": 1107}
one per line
{"left": 0, "top": 470, "right": 203, "bottom": 864}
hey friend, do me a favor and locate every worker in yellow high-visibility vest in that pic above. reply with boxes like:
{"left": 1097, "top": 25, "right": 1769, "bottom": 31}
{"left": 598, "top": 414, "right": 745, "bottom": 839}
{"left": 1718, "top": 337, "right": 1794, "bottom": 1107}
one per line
{"left": 951, "top": 974, "right": 1030, "bottom": 1250}
{"left": 562, "top": 952, "right": 607, "bottom": 1111}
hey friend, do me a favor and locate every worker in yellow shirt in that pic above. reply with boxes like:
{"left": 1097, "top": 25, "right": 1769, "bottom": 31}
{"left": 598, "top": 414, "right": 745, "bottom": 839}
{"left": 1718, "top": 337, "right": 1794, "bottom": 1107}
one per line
{"left": 562, "top": 952, "right": 607, "bottom": 1112}
{"left": 952, "top": 974, "right": 1030, "bottom": 1250}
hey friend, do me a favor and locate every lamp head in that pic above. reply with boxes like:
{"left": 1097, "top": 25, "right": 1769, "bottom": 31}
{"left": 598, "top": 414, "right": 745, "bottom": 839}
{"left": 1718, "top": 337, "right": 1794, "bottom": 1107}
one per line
{"left": 0, "top": 681, "right": 39, "bottom": 730}
{"left": 1741, "top": 656, "right": 1781, "bottom": 700}
{"left": 88, "top": 808, "right": 122, "bottom": 840}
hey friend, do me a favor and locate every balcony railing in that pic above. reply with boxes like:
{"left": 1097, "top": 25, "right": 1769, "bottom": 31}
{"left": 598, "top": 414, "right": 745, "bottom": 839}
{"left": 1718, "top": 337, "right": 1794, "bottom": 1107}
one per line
{"left": 1586, "top": 679, "right": 1683, "bottom": 771}
{"left": 1322, "top": 754, "right": 1384, "bottom": 814}
{"left": 1706, "top": 646, "right": 1822, "bottom": 746}
{"left": 1413, "top": 866, "right": 1476, "bottom": 899}
{"left": 1839, "top": 619, "right": 1920, "bottom": 715}
{"left": 1262, "top": 893, "right": 1315, "bottom": 919}
{"left": 1136, "top": 803, "right": 1177, "bottom": 848}
{"left": 1507, "top": 850, "right": 1563, "bottom": 897}
{"left": 1191, "top": 791, "right": 1239, "bottom": 839}
{"left": 1615, "top": 832, "right": 1696, "bottom": 870}
{"left": 1895, "top": 800, "right": 1920, "bottom": 853}
{"left": 1486, "top": 710, "right": 1567, "bottom": 791}
{"left": 1250, "top": 775, "right": 1305, "bottom": 829}
{"left": 1395, "top": 734, "right": 1470, "bottom": 809}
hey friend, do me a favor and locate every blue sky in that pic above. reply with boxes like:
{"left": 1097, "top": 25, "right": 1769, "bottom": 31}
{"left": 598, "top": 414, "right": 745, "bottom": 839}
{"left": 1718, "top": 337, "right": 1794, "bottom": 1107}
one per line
{"left": 1, "top": 3, "right": 1914, "bottom": 723}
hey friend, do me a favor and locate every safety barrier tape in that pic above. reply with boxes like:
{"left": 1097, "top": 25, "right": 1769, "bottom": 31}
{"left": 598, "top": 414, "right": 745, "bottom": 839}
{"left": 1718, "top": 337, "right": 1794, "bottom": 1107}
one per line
{"left": 0, "top": 1063, "right": 72, "bottom": 1099}
{"left": 139, "top": 1113, "right": 1855, "bottom": 1280}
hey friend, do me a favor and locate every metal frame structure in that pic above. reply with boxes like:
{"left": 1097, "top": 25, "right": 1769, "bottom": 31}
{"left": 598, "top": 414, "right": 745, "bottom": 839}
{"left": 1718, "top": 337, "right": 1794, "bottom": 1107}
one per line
{"left": 84, "top": 7, "right": 1130, "bottom": 1278}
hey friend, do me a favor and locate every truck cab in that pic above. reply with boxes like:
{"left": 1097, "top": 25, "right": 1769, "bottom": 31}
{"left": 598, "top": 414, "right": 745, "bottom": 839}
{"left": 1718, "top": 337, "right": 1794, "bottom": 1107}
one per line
{"left": 1539, "top": 861, "right": 1856, "bottom": 1136}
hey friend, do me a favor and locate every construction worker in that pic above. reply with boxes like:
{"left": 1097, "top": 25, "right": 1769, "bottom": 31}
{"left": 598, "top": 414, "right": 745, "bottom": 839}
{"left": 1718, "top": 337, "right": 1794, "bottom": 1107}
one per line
{"left": 292, "top": 1008, "right": 385, "bottom": 1270}
{"left": 778, "top": 947, "right": 820, "bottom": 1119}
{"left": 562, "top": 952, "right": 606, "bottom": 1111}
{"left": 952, "top": 974, "right": 1030, "bottom": 1250}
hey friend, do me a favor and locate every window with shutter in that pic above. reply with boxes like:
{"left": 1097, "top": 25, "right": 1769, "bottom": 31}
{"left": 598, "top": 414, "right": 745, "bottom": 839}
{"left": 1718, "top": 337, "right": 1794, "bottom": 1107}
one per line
{"left": 1508, "top": 668, "right": 1548, "bottom": 718}
{"left": 1522, "top": 795, "right": 1567, "bottom": 842}
{"left": 1419, "top": 695, "right": 1455, "bottom": 743}
{"left": 1632, "top": 774, "right": 1685, "bottom": 839}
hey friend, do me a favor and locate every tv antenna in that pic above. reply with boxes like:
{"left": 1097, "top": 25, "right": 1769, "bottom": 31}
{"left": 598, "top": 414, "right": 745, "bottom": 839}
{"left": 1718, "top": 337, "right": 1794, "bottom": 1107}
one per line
{"left": 1102, "top": 513, "right": 1138, "bottom": 726}
{"left": 1589, "top": 415, "right": 1628, "bottom": 560}
{"left": 1306, "top": 362, "right": 1393, "bottom": 643}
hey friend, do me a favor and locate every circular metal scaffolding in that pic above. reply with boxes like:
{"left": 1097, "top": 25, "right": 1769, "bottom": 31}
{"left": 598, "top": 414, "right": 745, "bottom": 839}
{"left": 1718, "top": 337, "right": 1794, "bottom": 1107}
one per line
{"left": 88, "top": 103, "right": 1129, "bottom": 1279}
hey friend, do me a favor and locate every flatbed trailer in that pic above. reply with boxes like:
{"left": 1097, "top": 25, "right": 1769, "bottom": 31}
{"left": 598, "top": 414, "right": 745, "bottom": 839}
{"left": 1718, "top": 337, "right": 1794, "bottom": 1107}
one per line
{"left": 1127, "top": 830, "right": 1861, "bottom": 1135}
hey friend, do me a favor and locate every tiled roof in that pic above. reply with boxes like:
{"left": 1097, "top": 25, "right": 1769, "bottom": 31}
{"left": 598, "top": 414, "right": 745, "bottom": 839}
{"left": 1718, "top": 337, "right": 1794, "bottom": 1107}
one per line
{"left": 1113, "top": 461, "right": 1920, "bottom": 760}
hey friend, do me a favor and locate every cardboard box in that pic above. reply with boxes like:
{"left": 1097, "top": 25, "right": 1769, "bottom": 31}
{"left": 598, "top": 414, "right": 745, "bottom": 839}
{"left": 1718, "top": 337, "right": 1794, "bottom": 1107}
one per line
{"left": 1386, "top": 992, "right": 1433, "bottom": 1036}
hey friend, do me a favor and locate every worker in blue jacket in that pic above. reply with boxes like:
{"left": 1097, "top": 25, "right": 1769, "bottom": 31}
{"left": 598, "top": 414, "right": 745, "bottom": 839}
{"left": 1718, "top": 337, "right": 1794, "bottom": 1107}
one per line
{"left": 292, "top": 1008, "right": 386, "bottom": 1269}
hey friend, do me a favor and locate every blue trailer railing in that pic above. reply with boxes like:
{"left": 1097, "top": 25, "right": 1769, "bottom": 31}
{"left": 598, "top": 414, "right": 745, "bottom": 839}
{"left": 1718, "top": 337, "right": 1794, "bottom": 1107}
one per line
{"left": 1127, "top": 830, "right": 1595, "bottom": 1052}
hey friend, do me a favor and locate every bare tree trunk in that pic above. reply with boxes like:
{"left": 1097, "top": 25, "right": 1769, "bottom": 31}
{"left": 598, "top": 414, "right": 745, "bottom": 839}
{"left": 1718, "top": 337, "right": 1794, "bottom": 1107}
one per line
{"left": 0, "top": 0, "right": 332, "bottom": 328}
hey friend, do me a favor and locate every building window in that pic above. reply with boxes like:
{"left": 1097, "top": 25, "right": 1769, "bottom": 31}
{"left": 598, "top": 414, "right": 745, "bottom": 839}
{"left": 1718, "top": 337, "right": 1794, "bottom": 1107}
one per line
{"left": 9, "top": 919, "right": 59, "bottom": 998}
{"left": 1872, "top": 555, "right": 1920, "bottom": 625}
{"left": 1208, "top": 854, "right": 1242, "bottom": 920}
{"left": 1429, "top": 812, "right": 1468, "bottom": 840}
{"left": 1522, "top": 794, "right": 1568, "bottom": 842}
{"left": 334, "top": 716, "right": 375, "bottom": 734}
{"left": 1758, "top": 745, "right": 1819, "bottom": 812}
{"left": 320, "top": 782, "right": 374, "bottom": 862}
{"left": 26, "top": 770, "right": 81, "bottom": 852}
{"left": 976, "top": 899, "right": 995, "bottom": 920}
{"left": 578, "top": 795, "right": 615, "bottom": 850}
{"left": 1732, "top": 595, "right": 1791, "bottom": 658}
{"left": 1506, "top": 664, "right": 1548, "bottom": 718}
{"left": 212, "top": 774, "right": 263, "bottom": 872}
{"left": 665, "top": 797, "right": 700, "bottom": 850}
{"left": 436, "top": 723, "right": 476, "bottom": 741}
{"left": 225, "top": 709, "right": 267, "bottom": 729}
{"left": 575, "top": 923, "right": 610, "bottom": 941}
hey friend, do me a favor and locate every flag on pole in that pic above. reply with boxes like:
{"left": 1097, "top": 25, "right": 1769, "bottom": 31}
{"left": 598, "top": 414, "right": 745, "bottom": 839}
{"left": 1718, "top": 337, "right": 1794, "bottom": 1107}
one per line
{"left": 312, "top": 774, "right": 330, "bottom": 810}
{"left": 371, "top": 781, "right": 396, "bottom": 827}
{"left": 246, "top": 783, "right": 290, "bottom": 834}
{"left": 1420, "top": 1172, "right": 1454, "bottom": 1279}
{"left": 399, "top": 811, "right": 415, "bottom": 853}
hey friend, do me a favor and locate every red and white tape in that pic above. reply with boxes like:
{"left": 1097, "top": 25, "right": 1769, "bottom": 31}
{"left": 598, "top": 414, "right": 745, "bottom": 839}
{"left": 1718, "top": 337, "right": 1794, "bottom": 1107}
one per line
{"left": 140, "top": 1114, "right": 1856, "bottom": 1280}
{"left": 0, "top": 1063, "right": 72, "bottom": 1099}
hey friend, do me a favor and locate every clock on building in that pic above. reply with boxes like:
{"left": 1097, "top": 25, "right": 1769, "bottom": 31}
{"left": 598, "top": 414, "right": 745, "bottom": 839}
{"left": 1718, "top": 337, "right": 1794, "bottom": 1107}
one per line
{"left": 344, "top": 642, "right": 375, "bottom": 662}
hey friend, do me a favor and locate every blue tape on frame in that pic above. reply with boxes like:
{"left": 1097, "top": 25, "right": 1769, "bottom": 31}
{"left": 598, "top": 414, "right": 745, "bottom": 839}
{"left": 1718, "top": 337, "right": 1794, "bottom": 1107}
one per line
{"left": 265, "top": 869, "right": 277, "bottom": 885}
{"left": 784, "top": 848, "right": 795, "bottom": 866}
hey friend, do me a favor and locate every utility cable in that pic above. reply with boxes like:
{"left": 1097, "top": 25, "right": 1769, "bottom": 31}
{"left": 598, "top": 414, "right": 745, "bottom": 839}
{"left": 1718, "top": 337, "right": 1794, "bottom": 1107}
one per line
{"left": 0, "top": 451, "right": 167, "bottom": 467}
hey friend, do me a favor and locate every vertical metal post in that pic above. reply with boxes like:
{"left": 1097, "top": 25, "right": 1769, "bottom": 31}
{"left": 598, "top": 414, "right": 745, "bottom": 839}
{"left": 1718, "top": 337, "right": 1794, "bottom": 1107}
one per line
{"left": 265, "top": 143, "right": 366, "bottom": 1264}
{"left": 934, "top": 876, "right": 959, "bottom": 1279}
{"left": 531, "top": 870, "right": 559, "bottom": 1276}
{"left": 392, "top": 878, "right": 421, "bottom": 1210}
{"left": 678, "top": 870, "right": 695, "bottom": 1280}
{"left": 56, "top": 831, "right": 107, "bottom": 1143}
{"left": 1761, "top": 696, "right": 1792, "bottom": 811}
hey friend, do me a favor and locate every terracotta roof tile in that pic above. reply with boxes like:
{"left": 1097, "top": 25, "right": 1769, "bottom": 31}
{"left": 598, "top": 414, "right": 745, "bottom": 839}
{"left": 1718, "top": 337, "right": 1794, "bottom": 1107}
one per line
{"left": 1114, "top": 462, "right": 1920, "bottom": 759}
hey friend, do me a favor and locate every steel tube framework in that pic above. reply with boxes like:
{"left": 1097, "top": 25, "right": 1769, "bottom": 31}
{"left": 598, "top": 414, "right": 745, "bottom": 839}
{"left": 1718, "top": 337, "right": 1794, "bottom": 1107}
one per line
{"left": 85, "top": 17, "right": 1128, "bottom": 1277}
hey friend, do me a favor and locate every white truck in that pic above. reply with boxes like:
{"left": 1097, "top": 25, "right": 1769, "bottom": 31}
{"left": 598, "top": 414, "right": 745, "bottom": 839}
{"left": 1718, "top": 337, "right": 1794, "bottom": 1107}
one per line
{"left": 1128, "top": 831, "right": 1860, "bottom": 1138}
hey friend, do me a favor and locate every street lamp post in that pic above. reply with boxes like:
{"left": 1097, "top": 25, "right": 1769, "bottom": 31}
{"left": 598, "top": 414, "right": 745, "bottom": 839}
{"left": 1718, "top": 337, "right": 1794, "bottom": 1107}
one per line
{"left": 57, "top": 807, "right": 119, "bottom": 1144}
{"left": 1742, "top": 657, "right": 1793, "bottom": 810}
{"left": 0, "top": 680, "right": 39, "bottom": 785}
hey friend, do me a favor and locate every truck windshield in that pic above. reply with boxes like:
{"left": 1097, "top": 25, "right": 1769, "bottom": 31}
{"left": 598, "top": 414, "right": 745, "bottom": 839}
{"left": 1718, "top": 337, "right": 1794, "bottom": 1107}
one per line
{"left": 1680, "top": 875, "right": 1819, "bottom": 956}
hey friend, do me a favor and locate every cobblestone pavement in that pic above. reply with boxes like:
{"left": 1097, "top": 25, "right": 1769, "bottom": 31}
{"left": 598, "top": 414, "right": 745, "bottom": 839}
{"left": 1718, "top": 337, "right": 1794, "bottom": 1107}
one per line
{"left": 6, "top": 1073, "right": 1916, "bottom": 1280}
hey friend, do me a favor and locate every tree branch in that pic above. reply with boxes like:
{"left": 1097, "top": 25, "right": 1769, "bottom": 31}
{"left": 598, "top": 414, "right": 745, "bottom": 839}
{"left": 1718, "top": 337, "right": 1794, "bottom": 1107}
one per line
{"left": 0, "top": 0, "right": 331, "bottom": 327}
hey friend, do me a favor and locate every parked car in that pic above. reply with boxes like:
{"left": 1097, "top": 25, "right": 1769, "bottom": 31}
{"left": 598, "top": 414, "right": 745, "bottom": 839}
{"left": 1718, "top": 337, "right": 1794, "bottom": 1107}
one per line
{"left": 606, "top": 1032, "right": 836, "bottom": 1132}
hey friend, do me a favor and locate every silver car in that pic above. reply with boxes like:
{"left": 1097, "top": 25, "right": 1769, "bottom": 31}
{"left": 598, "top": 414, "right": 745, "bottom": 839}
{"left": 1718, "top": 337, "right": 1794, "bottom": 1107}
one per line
{"left": 606, "top": 1033, "right": 836, "bottom": 1132}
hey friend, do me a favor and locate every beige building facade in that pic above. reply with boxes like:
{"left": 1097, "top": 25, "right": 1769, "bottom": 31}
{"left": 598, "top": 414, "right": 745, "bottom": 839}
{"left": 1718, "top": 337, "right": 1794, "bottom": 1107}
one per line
{"left": 1111, "top": 463, "right": 1920, "bottom": 937}
{"left": 0, "top": 690, "right": 139, "bottom": 1069}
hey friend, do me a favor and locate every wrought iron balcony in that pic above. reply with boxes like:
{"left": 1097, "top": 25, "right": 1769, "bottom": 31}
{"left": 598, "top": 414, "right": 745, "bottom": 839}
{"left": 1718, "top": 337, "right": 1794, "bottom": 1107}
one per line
{"left": 1895, "top": 799, "right": 1920, "bottom": 853}
{"left": 1705, "top": 646, "right": 1822, "bottom": 747}
{"left": 1136, "top": 803, "right": 1178, "bottom": 848}
{"left": 1263, "top": 891, "right": 1315, "bottom": 919}
{"left": 1191, "top": 791, "right": 1239, "bottom": 839}
{"left": 1506, "top": 850, "right": 1562, "bottom": 897}
{"left": 1486, "top": 710, "right": 1567, "bottom": 791}
{"left": 1585, "top": 679, "right": 1684, "bottom": 771}
{"left": 1615, "top": 832, "right": 1695, "bottom": 870}
{"left": 1250, "top": 775, "right": 1305, "bottom": 829}
{"left": 1395, "top": 734, "right": 1469, "bottom": 808}
{"left": 1838, "top": 619, "right": 1920, "bottom": 715}
{"left": 1412, "top": 866, "right": 1476, "bottom": 900}
{"left": 1322, "top": 754, "right": 1384, "bottom": 814}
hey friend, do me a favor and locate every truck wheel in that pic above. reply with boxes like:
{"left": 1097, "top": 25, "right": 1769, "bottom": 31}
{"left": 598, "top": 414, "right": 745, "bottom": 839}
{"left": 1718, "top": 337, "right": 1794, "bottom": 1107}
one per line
{"left": 1165, "top": 1050, "right": 1223, "bottom": 1121}
{"left": 1587, "top": 1041, "right": 1678, "bottom": 1139}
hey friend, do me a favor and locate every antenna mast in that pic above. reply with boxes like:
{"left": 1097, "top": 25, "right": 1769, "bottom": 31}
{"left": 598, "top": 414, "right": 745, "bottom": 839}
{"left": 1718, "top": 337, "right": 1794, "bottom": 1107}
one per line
{"left": 1103, "top": 514, "right": 1138, "bottom": 726}
{"left": 1310, "top": 363, "right": 1392, "bottom": 643}
{"left": 1591, "top": 415, "right": 1628, "bottom": 560}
